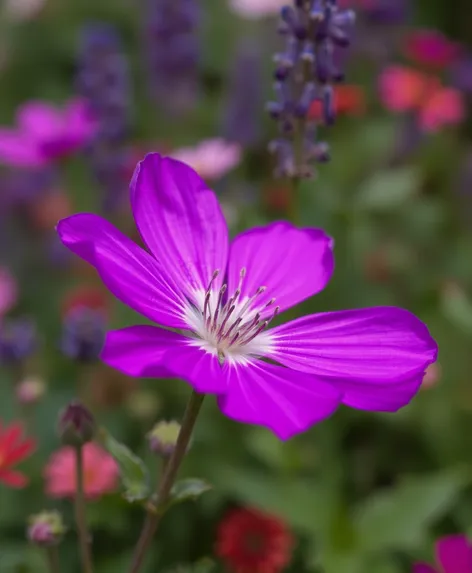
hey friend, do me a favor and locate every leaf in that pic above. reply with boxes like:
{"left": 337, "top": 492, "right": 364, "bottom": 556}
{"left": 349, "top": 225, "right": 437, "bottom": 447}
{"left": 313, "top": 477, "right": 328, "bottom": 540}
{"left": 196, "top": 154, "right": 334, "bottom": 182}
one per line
{"left": 356, "top": 167, "right": 420, "bottom": 211}
{"left": 165, "top": 478, "right": 212, "bottom": 510}
{"left": 355, "top": 468, "right": 469, "bottom": 552}
{"left": 99, "top": 428, "right": 151, "bottom": 503}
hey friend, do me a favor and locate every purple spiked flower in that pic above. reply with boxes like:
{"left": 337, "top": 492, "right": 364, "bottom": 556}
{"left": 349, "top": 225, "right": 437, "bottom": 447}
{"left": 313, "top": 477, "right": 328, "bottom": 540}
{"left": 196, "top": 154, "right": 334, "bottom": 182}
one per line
{"left": 76, "top": 24, "right": 132, "bottom": 212}
{"left": 268, "top": 0, "right": 356, "bottom": 177}
{"left": 143, "top": 0, "right": 200, "bottom": 114}
{"left": 56, "top": 154, "right": 437, "bottom": 440}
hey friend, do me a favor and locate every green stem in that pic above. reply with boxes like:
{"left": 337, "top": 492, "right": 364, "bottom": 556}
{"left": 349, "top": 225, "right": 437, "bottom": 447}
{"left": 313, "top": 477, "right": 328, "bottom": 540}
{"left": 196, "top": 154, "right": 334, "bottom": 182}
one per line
{"left": 74, "top": 445, "right": 94, "bottom": 573}
{"left": 129, "top": 390, "right": 205, "bottom": 573}
{"left": 46, "top": 546, "right": 61, "bottom": 573}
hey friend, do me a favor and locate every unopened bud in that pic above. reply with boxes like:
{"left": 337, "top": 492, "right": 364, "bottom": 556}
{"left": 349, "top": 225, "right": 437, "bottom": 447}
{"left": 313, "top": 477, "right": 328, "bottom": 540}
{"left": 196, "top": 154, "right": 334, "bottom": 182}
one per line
{"left": 58, "top": 401, "right": 95, "bottom": 447}
{"left": 147, "top": 420, "right": 182, "bottom": 457}
{"left": 16, "top": 376, "right": 46, "bottom": 405}
{"left": 27, "top": 511, "right": 65, "bottom": 547}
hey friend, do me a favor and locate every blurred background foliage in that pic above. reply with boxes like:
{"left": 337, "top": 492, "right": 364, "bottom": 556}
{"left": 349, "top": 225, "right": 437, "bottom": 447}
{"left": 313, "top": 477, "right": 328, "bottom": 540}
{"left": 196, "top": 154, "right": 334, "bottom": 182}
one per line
{"left": 0, "top": 0, "right": 472, "bottom": 572}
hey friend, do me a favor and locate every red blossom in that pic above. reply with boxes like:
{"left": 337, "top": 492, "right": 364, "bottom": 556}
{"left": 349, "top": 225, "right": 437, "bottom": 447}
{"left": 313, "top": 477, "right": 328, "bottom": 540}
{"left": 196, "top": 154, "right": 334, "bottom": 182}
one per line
{"left": 0, "top": 420, "right": 36, "bottom": 488}
{"left": 215, "top": 507, "right": 294, "bottom": 573}
{"left": 308, "top": 84, "right": 366, "bottom": 121}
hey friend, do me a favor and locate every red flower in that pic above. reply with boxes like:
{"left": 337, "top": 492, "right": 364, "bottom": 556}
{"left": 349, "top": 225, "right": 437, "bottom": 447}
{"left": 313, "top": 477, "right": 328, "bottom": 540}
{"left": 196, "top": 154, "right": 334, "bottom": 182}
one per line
{"left": 215, "top": 507, "right": 294, "bottom": 573}
{"left": 0, "top": 420, "right": 36, "bottom": 488}
{"left": 308, "top": 84, "right": 366, "bottom": 121}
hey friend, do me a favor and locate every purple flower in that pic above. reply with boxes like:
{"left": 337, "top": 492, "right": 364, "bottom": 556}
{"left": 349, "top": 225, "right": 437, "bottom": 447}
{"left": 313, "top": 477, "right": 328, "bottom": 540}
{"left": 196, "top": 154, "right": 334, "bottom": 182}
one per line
{"left": 0, "top": 99, "right": 97, "bottom": 168}
{"left": 56, "top": 154, "right": 437, "bottom": 440}
{"left": 413, "top": 535, "right": 472, "bottom": 573}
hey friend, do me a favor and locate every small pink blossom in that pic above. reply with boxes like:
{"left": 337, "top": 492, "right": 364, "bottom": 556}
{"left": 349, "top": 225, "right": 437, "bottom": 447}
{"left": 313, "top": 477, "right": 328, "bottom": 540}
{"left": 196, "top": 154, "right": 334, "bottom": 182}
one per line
{"left": 4, "top": 0, "right": 45, "bottom": 21}
{"left": 378, "top": 65, "right": 427, "bottom": 112}
{"left": 171, "top": 138, "right": 241, "bottom": 180}
{"left": 378, "top": 65, "right": 465, "bottom": 133}
{"left": 419, "top": 87, "right": 465, "bottom": 133}
{"left": 229, "top": 0, "right": 287, "bottom": 19}
{"left": 0, "top": 98, "right": 97, "bottom": 168}
{"left": 0, "top": 267, "right": 17, "bottom": 316}
{"left": 44, "top": 442, "right": 118, "bottom": 499}
{"left": 404, "top": 29, "right": 462, "bottom": 69}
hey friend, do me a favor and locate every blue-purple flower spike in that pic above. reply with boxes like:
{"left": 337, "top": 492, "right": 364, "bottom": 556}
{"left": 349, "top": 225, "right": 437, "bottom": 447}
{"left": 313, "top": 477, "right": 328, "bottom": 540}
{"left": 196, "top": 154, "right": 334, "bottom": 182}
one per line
{"left": 268, "top": 0, "right": 355, "bottom": 178}
{"left": 143, "top": 0, "right": 200, "bottom": 114}
{"left": 76, "top": 24, "right": 132, "bottom": 212}
{"left": 222, "top": 40, "right": 263, "bottom": 148}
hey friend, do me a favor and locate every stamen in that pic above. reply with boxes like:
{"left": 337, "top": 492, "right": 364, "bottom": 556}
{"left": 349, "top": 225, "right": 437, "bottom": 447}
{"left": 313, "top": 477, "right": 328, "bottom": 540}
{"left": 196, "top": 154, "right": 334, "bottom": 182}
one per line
{"left": 216, "top": 304, "right": 235, "bottom": 337}
{"left": 212, "top": 284, "right": 227, "bottom": 330}
{"left": 223, "top": 316, "right": 243, "bottom": 339}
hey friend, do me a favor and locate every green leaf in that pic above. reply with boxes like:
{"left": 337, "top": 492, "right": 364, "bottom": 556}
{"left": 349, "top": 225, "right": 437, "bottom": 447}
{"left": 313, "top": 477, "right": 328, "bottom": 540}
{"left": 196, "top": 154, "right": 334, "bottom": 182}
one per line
{"left": 165, "top": 478, "right": 212, "bottom": 510}
{"left": 99, "top": 428, "right": 151, "bottom": 503}
{"left": 355, "top": 167, "right": 420, "bottom": 211}
{"left": 355, "top": 468, "right": 469, "bottom": 552}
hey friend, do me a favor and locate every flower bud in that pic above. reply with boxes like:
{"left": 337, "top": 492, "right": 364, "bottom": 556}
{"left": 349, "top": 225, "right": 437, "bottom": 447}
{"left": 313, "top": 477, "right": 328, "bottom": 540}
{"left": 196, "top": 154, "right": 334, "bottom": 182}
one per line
{"left": 16, "top": 376, "right": 46, "bottom": 405}
{"left": 58, "top": 401, "right": 96, "bottom": 447}
{"left": 27, "top": 511, "right": 65, "bottom": 547}
{"left": 147, "top": 420, "right": 182, "bottom": 457}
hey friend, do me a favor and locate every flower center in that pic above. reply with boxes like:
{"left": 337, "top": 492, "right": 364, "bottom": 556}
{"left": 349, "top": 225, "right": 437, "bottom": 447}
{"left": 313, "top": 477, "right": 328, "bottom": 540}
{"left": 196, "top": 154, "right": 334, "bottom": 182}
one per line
{"left": 193, "top": 268, "right": 279, "bottom": 361}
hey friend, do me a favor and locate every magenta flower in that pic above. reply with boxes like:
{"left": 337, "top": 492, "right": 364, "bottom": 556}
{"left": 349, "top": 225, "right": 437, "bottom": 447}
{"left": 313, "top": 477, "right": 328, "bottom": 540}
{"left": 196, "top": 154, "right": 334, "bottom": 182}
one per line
{"left": 0, "top": 98, "right": 97, "bottom": 167}
{"left": 414, "top": 535, "right": 472, "bottom": 573}
{"left": 56, "top": 154, "right": 437, "bottom": 439}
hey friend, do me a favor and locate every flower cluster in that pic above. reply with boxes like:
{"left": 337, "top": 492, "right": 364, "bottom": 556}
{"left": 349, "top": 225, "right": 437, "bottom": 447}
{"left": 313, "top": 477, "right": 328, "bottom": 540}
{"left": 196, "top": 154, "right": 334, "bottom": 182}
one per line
{"left": 267, "top": 0, "right": 356, "bottom": 177}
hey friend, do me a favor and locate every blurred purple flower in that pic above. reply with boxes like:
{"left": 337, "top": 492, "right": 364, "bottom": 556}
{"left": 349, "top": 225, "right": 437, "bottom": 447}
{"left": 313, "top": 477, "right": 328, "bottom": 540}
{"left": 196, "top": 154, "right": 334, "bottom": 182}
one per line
{"left": 413, "top": 535, "right": 472, "bottom": 573}
{"left": 61, "top": 307, "right": 106, "bottom": 362}
{"left": 57, "top": 153, "right": 437, "bottom": 440}
{"left": 450, "top": 56, "right": 472, "bottom": 94}
{"left": 222, "top": 40, "right": 263, "bottom": 148}
{"left": 0, "top": 99, "right": 97, "bottom": 168}
{"left": 0, "top": 318, "right": 37, "bottom": 366}
{"left": 268, "top": 0, "right": 356, "bottom": 177}
{"left": 143, "top": 0, "right": 200, "bottom": 114}
{"left": 76, "top": 24, "right": 132, "bottom": 212}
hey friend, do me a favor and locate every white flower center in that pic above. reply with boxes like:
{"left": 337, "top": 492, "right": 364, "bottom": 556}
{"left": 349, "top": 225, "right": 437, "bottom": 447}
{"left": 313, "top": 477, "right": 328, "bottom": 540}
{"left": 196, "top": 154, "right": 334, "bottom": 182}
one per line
{"left": 185, "top": 268, "right": 277, "bottom": 364}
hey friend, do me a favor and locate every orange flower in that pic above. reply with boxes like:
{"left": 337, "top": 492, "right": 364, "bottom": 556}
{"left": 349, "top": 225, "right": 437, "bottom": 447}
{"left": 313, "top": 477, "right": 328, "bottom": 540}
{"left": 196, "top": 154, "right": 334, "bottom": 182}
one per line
{"left": 308, "top": 84, "right": 366, "bottom": 121}
{"left": 378, "top": 65, "right": 465, "bottom": 132}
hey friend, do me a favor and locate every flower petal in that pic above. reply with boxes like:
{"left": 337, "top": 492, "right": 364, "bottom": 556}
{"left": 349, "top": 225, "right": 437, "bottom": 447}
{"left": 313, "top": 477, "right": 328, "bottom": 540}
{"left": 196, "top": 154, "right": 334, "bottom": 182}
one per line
{"left": 7, "top": 438, "right": 36, "bottom": 464}
{"left": 101, "top": 325, "right": 188, "bottom": 378}
{"left": 226, "top": 222, "right": 334, "bottom": 317}
{"left": 268, "top": 307, "right": 437, "bottom": 411}
{"left": 436, "top": 535, "right": 472, "bottom": 573}
{"left": 217, "top": 360, "right": 341, "bottom": 440}
{"left": 0, "top": 468, "right": 28, "bottom": 488}
{"left": 16, "top": 101, "right": 62, "bottom": 139}
{"left": 0, "top": 130, "right": 44, "bottom": 167}
{"left": 130, "top": 153, "right": 229, "bottom": 301}
{"left": 57, "top": 213, "right": 187, "bottom": 328}
{"left": 162, "top": 342, "right": 228, "bottom": 394}
{"left": 412, "top": 565, "right": 438, "bottom": 573}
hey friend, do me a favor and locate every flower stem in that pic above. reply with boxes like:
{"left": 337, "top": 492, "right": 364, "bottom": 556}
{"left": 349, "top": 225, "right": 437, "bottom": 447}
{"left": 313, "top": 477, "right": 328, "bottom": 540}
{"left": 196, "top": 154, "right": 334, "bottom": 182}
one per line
{"left": 46, "top": 546, "right": 61, "bottom": 573}
{"left": 129, "top": 390, "right": 205, "bottom": 573}
{"left": 74, "top": 445, "right": 94, "bottom": 573}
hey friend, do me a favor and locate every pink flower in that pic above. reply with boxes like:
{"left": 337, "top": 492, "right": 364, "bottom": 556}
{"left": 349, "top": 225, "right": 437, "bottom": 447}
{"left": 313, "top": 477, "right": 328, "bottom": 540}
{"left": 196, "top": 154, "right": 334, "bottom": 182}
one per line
{"left": 378, "top": 65, "right": 465, "bottom": 132}
{"left": 378, "top": 66, "right": 427, "bottom": 112}
{"left": 44, "top": 442, "right": 118, "bottom": 499}
{"left": 413, "top": 535, "right": 472, "bottom": 573}
{"left": 229, "top": 0, "right": 287, "bottom": 19}
{"left": 0, "top": 98, "right": 97, "bottom": 167}
{"left": 404, "top": 29, "right": 462, "bottom": 69}
{"left": 419, "top": 87, "right": 465, "bottom": 133}
{"left": 0, "top": 267, "right": 17, "bottom": 317}
{"left": 171, "top": 139, "right": 241, "bottom": 180}
{"left": 57, "top": 153, "right": 437, "bottom": 440}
